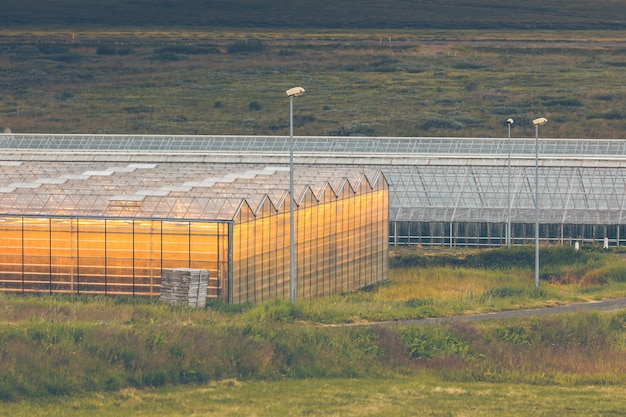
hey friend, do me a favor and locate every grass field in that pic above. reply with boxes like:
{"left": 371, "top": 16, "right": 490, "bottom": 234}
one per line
{"left": 1, "top": 246, "right": 626, "bottom": 415}
{"left": 2, "top": 1, "right": 626, "bottom": 138}
{"left": 1, "top": 28, "right": 625, "bottom": 138}
{"left": 4, "top": 376, "right": 626, "bottom": 417}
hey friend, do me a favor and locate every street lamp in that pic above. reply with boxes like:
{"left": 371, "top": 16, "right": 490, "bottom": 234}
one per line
{"left": 506, "top": 118, "right": 514, "bottom": 248}
{"left": 285, "top": 86, "right": 305, "bottom": 302}
{"left": 532, "top": 117, "right": 548, "bottom": 288}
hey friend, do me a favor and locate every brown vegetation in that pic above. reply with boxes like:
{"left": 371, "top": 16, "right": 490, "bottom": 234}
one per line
{"left": 1, "top": 30, "right": 625, "bottom": 138}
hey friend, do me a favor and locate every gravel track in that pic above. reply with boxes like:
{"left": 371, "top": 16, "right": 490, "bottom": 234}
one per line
{"left": 329, "top": 298, "right": 626, "bottom": 327}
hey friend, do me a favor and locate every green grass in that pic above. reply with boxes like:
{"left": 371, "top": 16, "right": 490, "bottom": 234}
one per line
{"left": 1, "top": 246, "right": 626, "bottom": 409}
{"left": 3, "top": 376, "right": 626, "bottom": 417}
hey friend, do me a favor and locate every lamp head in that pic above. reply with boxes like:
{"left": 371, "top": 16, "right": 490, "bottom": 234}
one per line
{"left": 286, "top": 87, "right": 305, "bottom": 97}
{"left": 506, "top": 118, "right": 514, "bottom": 125}
{"left": 532, "top": 117, "right": 548, "bottom": 126}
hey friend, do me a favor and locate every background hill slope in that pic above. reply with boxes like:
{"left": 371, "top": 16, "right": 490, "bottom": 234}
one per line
{"left": 5, "top": 0, "right": 626, "bottom": 30}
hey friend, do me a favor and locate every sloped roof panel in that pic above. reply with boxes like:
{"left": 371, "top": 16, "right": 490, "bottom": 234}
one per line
{"left": 0, "top": 159, "right": 382, "bottom": 223}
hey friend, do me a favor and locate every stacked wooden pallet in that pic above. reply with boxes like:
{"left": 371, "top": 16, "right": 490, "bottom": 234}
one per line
{"left": 159, "top": 268, "right": 208, "bottom": 308}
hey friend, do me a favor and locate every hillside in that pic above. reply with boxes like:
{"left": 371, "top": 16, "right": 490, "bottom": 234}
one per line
{"left": 5, "top": 0, "right": 626, "bottom": 30}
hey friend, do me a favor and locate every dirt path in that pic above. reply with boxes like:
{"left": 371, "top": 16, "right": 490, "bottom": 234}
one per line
{"left": 329, "top": 298, "right": 626, "bottom": 327}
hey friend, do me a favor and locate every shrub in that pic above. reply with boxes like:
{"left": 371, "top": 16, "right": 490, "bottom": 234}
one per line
{"left": 248, "top": 101, "right": 262, "bottom": 111}
{"left": 452, "top": 61, "right": 485, "bottom": 70}
{"left": 154, "top": 45, "right": 220, "bottom": 55}
{"left": 329, "top": 121, "right": 374, "bottom": 136}
{"left": 153, "top": 52, "right": 185, "bottom": 62}
{"left": 57, "top": 91, "right": 74, "bottom": 101}
{"left": 491, "top": 324, "right": 531, "bottom": 345}
{"left": 452, "top": 113, "right": 480, "bottom": 125}
{"left": 96, "top": 46, "right": 133, "bottom": 56}
{"left": 7, "top": 45, "right": 39, "bottom": 57}
{"left": 404, "top": 298, "right": 432, "bottom": 308}
{"left": 581, "top": 262, "right": 626, "bottom": 285}
{"left": 36, "top": 44, "right": 70, "bottom": 54}
{"left": 330, "top": 121, "right": 374, "bottom": 136}
{"left": 480, "top": 286, "right": 526, "bottom": 301}
{"left": 294, "top": 114, "right": 316, "bottom": 127}
{"left": 369, "top": 58, "right": 402, "bottom": 73}
{"left": 422, "top": 117, "right": 464, "bottom": 130}
{"left": 401, "top": 325, "right": 471, "bottom": 359}
{"left": 49, "top": 54, "right": 85, "bottom": 63}
{"left": 123, "top": 105, "right": 154, "bottom": 114}
{"left": 591, "top": 93, "right": 617, "bottom": 101}
{"left": 599, "top": 110, "right": 622, "bottom": 120}
{"left": 227, "top": 39, "right": 264, "bottom": 54}
{"left": 390, "top": 253, "right": 462, "bottom": 268}
{"left": 96, "top": 46, "right": 117, "bottom": 56}
{"left": 491, "top": 106, "right": 519, "bottom": 115}
{"left": 544, "top": 97, "right": 583, "bottom": 107}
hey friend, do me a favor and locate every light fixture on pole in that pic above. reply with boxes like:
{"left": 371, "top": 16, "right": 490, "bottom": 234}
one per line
{"left": 285, "top": 86, "right": 305, "bottom": 302}
{"left": 506, "top": 118, "right": 514, "bottom": 248}
{"left": 532, "top": 117, "right": 548, "bottom": 288}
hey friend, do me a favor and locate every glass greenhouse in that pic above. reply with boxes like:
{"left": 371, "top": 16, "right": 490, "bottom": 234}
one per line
{"left": 0, "top": 142, "right": 389, "bottom": 302}
{"left": 2, "top": 132, "right": 626, "bottom": 301}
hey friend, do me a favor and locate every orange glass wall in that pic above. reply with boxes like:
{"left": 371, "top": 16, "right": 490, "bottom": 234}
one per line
{"left": 0, "top": 218, "right": 229, "bottom": 297}
{"left": 0, "top": 177, "right": 388, "bottom": 304}
{"left": 231, "top": 179, "right": 389, "bottom": 304}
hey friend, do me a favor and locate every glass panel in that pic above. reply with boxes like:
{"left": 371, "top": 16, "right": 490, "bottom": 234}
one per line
{"left": 76, "top": 219, "right": 106, "bottom": 294}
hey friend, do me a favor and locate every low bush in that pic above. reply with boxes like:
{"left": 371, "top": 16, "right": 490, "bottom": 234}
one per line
{"left": 154, "top": 45, "right": 220, "bottom": 55}
{"left": 543, "top": 97, "right": 583, "bottom": 107}
{"left": 582, "top": 261, "right": 626, "bottom": 285}
{"left": 96, "top": 46, "right": 133, "bottom": 56}
{"left": 401, "top": 325, "right": 472, "bottom": 359}
{"left": 491, "top": 106, "right": 519, "bottom": 115}
{"left": 329, "top": 121, "right": 374, "bottom": 136}
{"left": 48, "top": 54, "right": 86, "bottom": 63}
{"left": 36, "top": 44, "right": 70, "bottom": 54}
{"left": 227, "top": 39, "right": 264, "bottom": 54}
{"left": 152, "top": 51, "right": 186, "bottom": 62}
{"left": 422, "top": 117, "right": 464, "bottom": 130}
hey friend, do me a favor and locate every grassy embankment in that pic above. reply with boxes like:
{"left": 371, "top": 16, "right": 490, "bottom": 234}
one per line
{"left": 1, "top": 246, "right": 626, "bottom": 415}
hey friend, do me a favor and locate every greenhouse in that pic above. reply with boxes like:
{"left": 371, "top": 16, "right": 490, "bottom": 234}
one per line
{"left": 0, "top": 147, "right": 389, "bottom": 302}
{"left": 4, "top": 133, "right": 625, "bottom": 248}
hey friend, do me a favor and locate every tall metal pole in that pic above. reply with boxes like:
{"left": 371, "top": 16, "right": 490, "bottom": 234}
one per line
{"left": 289, "top": 94, "right": 295, "bottom": 302}
{"left": 285, "top": 86, "right": 304, "bottom": 303}
{"left": 534, "top": 123, "right": 540, "bottom": 288}
{"left": 506, "top": 119, "right": 513, "bottom": 248}
{"left": 532, "top": 117, "right": 547, "bottom": 288}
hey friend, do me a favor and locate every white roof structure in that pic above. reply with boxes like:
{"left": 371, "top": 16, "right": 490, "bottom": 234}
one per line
{"left": 2, "top": 134, "right": 626, "bottom": 226}
{"left": 0, "top": 156, "right": 382, "bottom": 221}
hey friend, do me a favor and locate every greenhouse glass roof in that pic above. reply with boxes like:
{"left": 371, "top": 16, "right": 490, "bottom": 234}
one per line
{"left": 0, "top": 158, "right": 382, "bottom": 221}
{"left": 2, "top": 134, "right": 626, "bottom": 225}
{"left": 3, "top": 134, "right": 626, "bottom": 156}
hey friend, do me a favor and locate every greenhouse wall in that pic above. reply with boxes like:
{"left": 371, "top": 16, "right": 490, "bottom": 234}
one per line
{"left": 389, "top": 221, "right": 626, "bottom": 248}
{"left": 0, "top": 176, "right": 389, "bottom": 304}
{"left": 0, "top": 217, "right": 229, "bottom": 297}
{"left": 231, "top": 176, "right": 389, "bottom": 304}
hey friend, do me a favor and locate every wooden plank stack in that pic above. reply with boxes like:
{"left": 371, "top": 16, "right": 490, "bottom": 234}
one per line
{"left": 159, "top": 268, "right": 209, "bottom": 308}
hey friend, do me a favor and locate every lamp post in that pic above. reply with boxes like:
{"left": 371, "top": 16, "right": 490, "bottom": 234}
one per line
{"left": 532, "top": 117, "right": 548, "bottom": 288}
{"left": 506, "top": 118, "right": 514, "bottom": 248}
{"left": 285, "top": 86, "right": 305, "bottom": 302}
